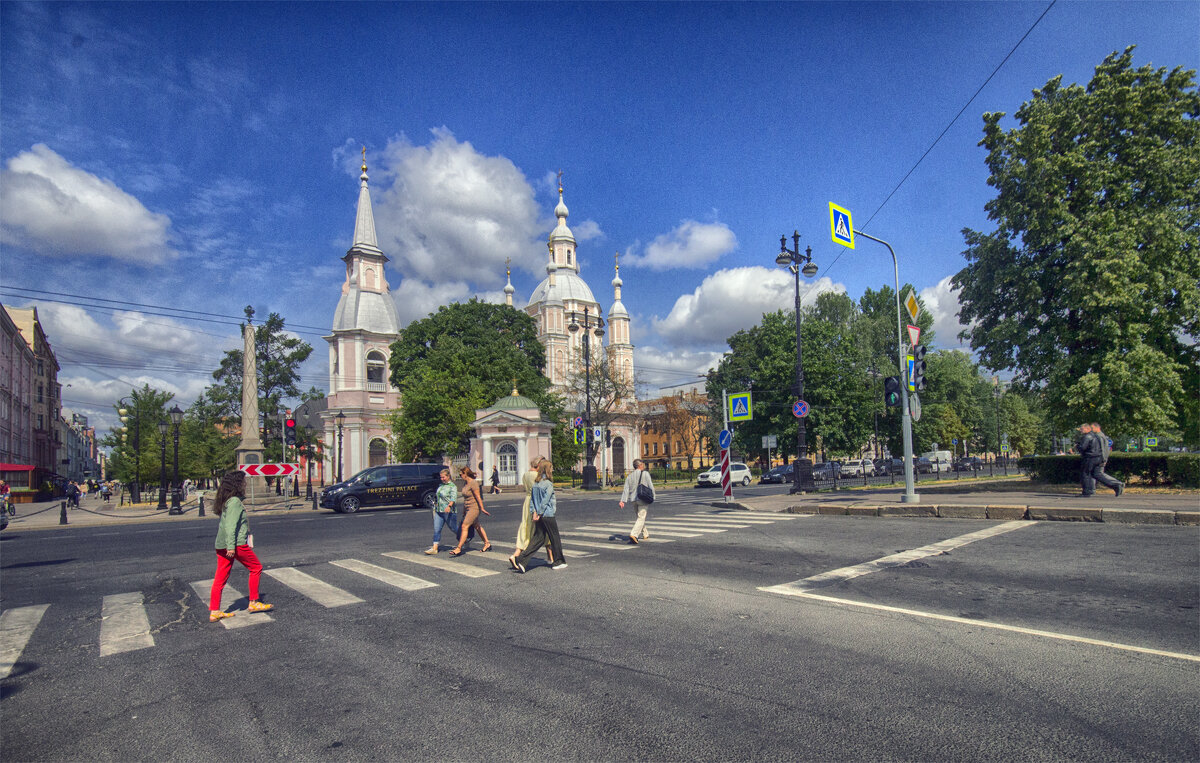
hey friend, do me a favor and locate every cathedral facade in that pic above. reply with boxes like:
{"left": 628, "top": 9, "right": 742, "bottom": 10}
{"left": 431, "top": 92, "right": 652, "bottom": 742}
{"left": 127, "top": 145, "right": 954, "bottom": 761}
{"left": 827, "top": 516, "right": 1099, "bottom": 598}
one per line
{"left": 324, "top": 163, "right": 640, "bottom": 481}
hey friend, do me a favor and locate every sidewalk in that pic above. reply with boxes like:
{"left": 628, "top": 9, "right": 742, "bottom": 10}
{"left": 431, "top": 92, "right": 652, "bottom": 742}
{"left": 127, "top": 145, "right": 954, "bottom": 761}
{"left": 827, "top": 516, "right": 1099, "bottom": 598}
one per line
{"left": 1, "top": 492, "right": 324, "bottom": 532}
{"left": 719, "top": 482, "right": 1199, "bottom": 525}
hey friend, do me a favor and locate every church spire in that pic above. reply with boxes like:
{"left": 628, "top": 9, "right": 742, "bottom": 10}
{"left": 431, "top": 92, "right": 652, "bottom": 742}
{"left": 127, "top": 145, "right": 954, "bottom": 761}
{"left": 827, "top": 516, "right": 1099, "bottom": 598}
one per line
{"left": 548, "top": 170, "right": 577, "bottom": 273}
{"left": 504, "top": 257, "right": 515, "bottom": 306}
{"left": 352, "top": 146, "right": 382, "bottom": 253}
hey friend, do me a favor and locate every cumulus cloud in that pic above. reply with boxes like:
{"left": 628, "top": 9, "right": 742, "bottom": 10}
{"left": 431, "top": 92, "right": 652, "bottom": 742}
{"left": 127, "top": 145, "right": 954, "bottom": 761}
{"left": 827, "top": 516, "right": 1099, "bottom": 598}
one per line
{"left": 653, "top": 266, "right": 845, "bottom": 349}
{"left": 920, "top": 275, "right": 973, "bottom": 349}
{"left": 391, "top": 279, "right": 475, "bottom": 327}
{"left": 633, "top": 346, "right": 724, "bottom": 394}
{"left": 0, "top": 143, "right": 176, "bottom": 263}
{"left": 624, "top": 220, "right": 737, "bottom": 270}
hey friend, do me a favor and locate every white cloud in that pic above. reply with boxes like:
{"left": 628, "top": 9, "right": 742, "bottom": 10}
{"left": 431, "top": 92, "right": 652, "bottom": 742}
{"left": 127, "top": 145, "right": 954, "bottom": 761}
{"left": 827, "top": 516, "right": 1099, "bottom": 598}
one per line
{"left": 372, "top": 128, "right": 545, "bottom": 287}
{"left": 391, "top": 279, "right": 474, "bottom": 327}
{"left": 0, "top": 143, "right": 176, "bottom": 263}
{"left": 624, "top": 220, "right": 737, "bottom": 270}
{"left": 633, "top": 346, "right": 723, "bottom": 394}
{"left": 571, "top": 218, "right": 603, "bottom": 242}
{"left": 653, "top": 266, "right": 845, "bottom": 349}
{"left": 920, "top": 275, "right": 973, "bottom": 349}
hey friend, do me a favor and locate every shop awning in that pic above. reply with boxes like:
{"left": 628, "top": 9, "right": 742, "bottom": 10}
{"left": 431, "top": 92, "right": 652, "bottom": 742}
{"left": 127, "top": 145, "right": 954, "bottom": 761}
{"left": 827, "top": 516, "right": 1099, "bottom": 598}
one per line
{"left": 0, "top": 464, "right": 36, "bottom": 471}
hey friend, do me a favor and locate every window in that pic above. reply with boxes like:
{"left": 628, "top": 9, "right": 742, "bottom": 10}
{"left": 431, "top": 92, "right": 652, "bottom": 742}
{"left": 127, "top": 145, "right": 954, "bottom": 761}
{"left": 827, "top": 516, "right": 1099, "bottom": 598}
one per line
{"left": 643, "top": 443, "right": 649, "bottom": 456}
{"left": 37, "top": 359, "right": 43, "bottom": 376}
{"left": 37, "top": 384, "right": 43, "bottom": 403}
{"left": 653, "top": 443, "right": 658, "bottom": 456}
{"left": 38, "top": 414, "right": 44, "bottom": 430}
{"left": 366, "top": 351, "right": 387, "bottom": 391}
{"left": 498, "top": 442, "right": 518, "bottom": 473}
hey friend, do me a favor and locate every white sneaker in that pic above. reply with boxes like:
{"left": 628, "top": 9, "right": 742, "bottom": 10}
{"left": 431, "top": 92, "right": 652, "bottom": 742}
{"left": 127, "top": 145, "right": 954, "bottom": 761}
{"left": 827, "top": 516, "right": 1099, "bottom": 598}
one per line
{"left": 552, "top": 563, "right": 568, "bottom": 570}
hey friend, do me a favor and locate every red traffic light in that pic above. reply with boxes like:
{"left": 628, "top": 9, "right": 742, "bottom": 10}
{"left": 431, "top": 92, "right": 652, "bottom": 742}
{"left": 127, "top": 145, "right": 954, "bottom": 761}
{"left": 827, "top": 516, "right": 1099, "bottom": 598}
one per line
{"left": 285, "top": 418, "right": 296, "bottom": 428}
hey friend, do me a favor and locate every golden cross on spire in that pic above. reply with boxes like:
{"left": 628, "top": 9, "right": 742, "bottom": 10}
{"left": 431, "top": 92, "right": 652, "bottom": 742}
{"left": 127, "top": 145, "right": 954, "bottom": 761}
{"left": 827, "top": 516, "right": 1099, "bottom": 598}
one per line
{"left": 557, "top": 169, "right": 563, "bottom": 192}
{"left": 505, "top": 256, "right": 511, "bottom": 277}
{"left": 614, "top": 251, "right": 620, "bottom": 273}
{"left": 361, "top": 146, "right": 367, "bottom": 172}
{"left": 511, "top": 377, "right": 519, "bottom": 395}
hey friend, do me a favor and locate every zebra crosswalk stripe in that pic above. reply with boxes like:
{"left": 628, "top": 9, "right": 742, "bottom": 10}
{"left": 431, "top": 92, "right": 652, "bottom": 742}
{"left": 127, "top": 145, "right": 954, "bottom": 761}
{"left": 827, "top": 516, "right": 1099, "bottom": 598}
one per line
{"left": 639, "top": 522, "right": 727, "bottom": 533}
{"left": 674, "top": 514, "right": 778, "bottom": 524}
{"left": 265, "top": 567, "right": 365, "bottom": 607}
{"left": 649, "top": 519, "right": 750, "bottom": 529}
{"left": 191, "top": 580, "right": 275, "bottom": 629}
{"left": 0, "top": 604, "right": 49, "bottom": 679}
{"left": 577, "top": 525, "right": 702, "bottom": 538}
{"left": 99, "top": 592, "right": 155, "bottom": 656}
{"left": 382, "top": 551, "right": 500, "bottom": 577}
{"left": 331, "top": 559, "right": 438, "bottom": 591}
{"left": 560, "top": 530, "right": 672, "bottom": 544}
{"left": 557, "top": 538, "right": 636, "bottom": 551}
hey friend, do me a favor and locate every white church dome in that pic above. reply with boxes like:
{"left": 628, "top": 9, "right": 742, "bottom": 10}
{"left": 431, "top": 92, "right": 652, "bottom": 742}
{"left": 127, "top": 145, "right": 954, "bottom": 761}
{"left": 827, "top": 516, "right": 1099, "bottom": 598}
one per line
{"left": 527, "top": 270, "right": 597, "bottom": 307}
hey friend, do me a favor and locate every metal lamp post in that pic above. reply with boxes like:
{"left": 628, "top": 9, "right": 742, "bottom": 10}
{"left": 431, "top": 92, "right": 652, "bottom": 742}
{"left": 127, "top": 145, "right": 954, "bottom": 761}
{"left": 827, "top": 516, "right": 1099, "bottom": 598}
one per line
{"left": 568, "top": 306, "right": 606, "bottom": 490}
{"left": 168, "top": 404, "right": 183, "bottom": 515}
{"left": 775, "top": 231, "right": 818, "bottom": 494}
{"left": 335, "top": 411, "right": 345, "bottom": 483}
{"left": 118, "top": 397, "right": 141, "bottom": 503}
{"left": 156, "top": 419, "right": 168, "bottom": 511}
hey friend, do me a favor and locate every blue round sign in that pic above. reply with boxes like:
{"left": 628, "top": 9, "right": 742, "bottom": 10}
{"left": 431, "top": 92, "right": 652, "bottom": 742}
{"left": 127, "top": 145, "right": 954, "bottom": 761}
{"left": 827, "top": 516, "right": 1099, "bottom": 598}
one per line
{"left": 952, "top": 438, "right": 958, "bottom": 445}
{"left": 718, "top": 429, "right": 732, "bottom": 449}
{"left": 792, "top": 400, "right": 810, "bottom": 418}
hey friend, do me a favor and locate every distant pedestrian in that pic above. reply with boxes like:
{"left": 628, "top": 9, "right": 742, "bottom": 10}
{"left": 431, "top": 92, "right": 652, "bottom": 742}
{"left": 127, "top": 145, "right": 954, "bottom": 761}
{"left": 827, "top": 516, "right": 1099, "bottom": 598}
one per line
{"left": 66, "top": 481, "right": 81, "bottom": 508}
{"left": 0, "top": 480, "right": 11, "bottom": 516}
{"left": 208, "top": 470, "right": 273, "bottom": 623}
{"left": 620, "top": 459, "right": 655, "bottom": 544}
{"left": 424, "top": 468, "right": 460, "bottom": 555}
{"left": 450, "top": 467, "right": 491, "bottom": 556}
{"left": 512, "top": 461, "right": 565, "bottom": 572}
{"left": 100, "top": 482, "right": 111, "bottom": 502}
{"left": 1076, "top": 424, "right": 1101, "bottom": 496}
{"left": 509, "top": 457, "right": 553, "bottom": 567}
{"left": 1088, "top": 422, "right": 1124, "bottom": 497}
{"left": 489, "top": 465, "right": 502, "bottom": 494}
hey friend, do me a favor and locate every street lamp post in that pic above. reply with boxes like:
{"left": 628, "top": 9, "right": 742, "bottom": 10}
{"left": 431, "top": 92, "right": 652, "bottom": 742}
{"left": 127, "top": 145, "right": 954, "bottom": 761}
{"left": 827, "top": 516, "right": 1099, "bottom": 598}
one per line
{"left": 168, "top": 405, "right": 183, "bottom": 515}
{"left": 775, "top": 231, "right": 818, "bottom": 494}
{"left": 118, "top": 396, "right": 141, "bottom": 503}
{"left": 156, "top": 418, "right": 168, "bottom": 511}
{"left": 335, "top": 411, "right": 345, "bottom": 483}
{"left": 568, "top": 306, "right": 606, "bottom": 490}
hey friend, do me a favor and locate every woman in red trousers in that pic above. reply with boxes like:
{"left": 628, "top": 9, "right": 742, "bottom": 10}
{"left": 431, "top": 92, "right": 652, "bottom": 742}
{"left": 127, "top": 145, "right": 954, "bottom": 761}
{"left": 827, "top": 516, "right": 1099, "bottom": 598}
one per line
{"left": 209, "top": 470, "right": 274, "bottom": 622}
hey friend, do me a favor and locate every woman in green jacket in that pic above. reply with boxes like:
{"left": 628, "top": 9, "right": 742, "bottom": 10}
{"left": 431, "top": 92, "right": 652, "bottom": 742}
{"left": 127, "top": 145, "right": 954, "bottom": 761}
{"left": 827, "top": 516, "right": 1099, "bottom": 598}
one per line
{"left": 209, "top": 470, "right": 274, "bottom": 622}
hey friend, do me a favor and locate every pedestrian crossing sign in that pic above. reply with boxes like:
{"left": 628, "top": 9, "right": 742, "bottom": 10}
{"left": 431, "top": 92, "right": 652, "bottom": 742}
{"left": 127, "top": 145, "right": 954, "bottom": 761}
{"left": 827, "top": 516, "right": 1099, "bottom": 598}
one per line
{"left": 829, "top": 202, "right": 854, "bottom": 248}
{"left": 728, "top": 392, "right": 752, "bottom": 422}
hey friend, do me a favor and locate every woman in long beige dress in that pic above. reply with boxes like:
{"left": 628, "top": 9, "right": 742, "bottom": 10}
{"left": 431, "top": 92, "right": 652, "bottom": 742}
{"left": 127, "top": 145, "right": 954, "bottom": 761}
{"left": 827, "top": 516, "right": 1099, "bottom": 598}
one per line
{"left": 509, "top": 457, "right": 552, "bottom": 566}
{"left": 450, "top": 467, "right": 491, "bottom": 556}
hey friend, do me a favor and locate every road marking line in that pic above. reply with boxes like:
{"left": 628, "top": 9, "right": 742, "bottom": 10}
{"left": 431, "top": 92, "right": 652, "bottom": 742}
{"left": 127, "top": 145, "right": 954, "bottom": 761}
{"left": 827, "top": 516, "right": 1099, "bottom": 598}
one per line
{"left": 0, "top": 604, "right": 49, "bottom": 679}
{"left": 331, "top": 559, "right": 438, "bottom": 591}
{"left": 761, "top": 520, "right": 1031, "bottom": 593}
{"left": 190, "top": 581, "right": 275, "bottom": 629}
{"left": 557, "top": 538, "right": 636, "bottom": 551}
{"left": 382, "top": 551, "right": 500, "bottom": 577}
{"left": 761, "top": 589, "right": 1200, "bottom": 664}
{"left": 704, "top": 511, "right": 806, "bottom": 520}
{"left": 577, "top": 525, "right": 702, "bottom": 538}
{"left": 560, "top": 530, "right": 673, "bottom": 544}
{"left": 653, "top": 518, "right": 753, "bottom": 528}
{"left": 99, "top": 592, "right": 155, "bottom": 656}
{"left": 672, "top": 516, "right": 776, "bottom": 525}
{"left": 639, "top": 522, "right": 727, "bottom": 533}
{"left": 264, "top": 567, "right": 365, "bottom": 607}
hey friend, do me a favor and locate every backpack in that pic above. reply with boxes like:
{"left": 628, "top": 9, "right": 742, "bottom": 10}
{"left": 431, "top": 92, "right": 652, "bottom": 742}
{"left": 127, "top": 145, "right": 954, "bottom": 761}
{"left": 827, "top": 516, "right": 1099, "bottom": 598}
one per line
{"left": 1099, "top": 433, "right": 1111, "bottom": 461}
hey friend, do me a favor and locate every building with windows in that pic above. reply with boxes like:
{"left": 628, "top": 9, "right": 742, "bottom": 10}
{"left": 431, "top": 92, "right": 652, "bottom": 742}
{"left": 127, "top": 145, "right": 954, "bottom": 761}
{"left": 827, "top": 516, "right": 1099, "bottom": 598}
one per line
{"left": 7, "top": 306, "right": 61, "bottom": 477}
{"left": 61, "top": 411, "right": 98, "bottom": 481}
{"left": 639, "top": 391, "right": 712, "bottom": 472}
{"left": 0, "top": 303, "right": 36, "bottom": 469}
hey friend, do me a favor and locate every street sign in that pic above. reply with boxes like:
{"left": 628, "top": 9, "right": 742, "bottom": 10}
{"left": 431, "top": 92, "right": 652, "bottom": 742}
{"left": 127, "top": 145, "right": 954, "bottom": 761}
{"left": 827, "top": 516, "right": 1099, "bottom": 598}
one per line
{"left": 903, "top": 288, "right": 921, "bottom": 323}
{"left": 728, "top": 392, "right": 752, "bottom": 422}
{"left": 718, "top": 429, "right": 732, "bottom": 449}
{"left": 952, "top": 438, "right": 958, "bottom": 445}
{"left": 907, "top": 354, "right": 915, "bottom": 391}
{"left": 792, "top": 400, "right": 810, "bottom": 418}
{"left": 909, "top": 392, "right": 922, "bottom": 423}
{"left": 238, "top": 463, "right": 301, "bottom": 477}
{"left": 829, "top": 202, "right": 854, "bottom": 248}
{"left": 592, "top": 426, "right": 603, "bottom": 442}
{"left": 1000, "top": 444, "right": 1010, "bottom": 453}
{"left": 572, "top": 417, "right": 583, "bottom": 428}
{"left": 761, "top": 435, "right": 778, "bottom": 449}
{"left": 720, "top": 448, "right": 732, "bottom": 500}
{"left": 907, "top": 324, "right": 921, "bottom": 347}
{"left": 1146, "top": 436, "right": 1158, "bottom": 447}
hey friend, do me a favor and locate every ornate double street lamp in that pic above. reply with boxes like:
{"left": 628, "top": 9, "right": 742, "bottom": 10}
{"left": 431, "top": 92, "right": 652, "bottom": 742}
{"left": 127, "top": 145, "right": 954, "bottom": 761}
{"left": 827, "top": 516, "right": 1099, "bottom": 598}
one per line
{"left": 335, "top": 411, "right": 345, "bottom": 483}
{"left": 117, "top": 396, "right": 140, "bottom": 503}
{"left": 775, "top": 231, "right": 819, "bottom": 494}
{"left": 168, "top": 404, "right": 183, "bottom": 515}
{"left": 156, "top": 417, "right": 168, "bottom": 511}
{"left": 568, "top": 306, "right": 606, "bottom": 490}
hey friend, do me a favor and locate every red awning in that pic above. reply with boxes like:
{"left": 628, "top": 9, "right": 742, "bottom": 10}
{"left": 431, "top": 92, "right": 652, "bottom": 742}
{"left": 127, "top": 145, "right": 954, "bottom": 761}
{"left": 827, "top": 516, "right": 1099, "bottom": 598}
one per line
{"left": 0, "top": 464, "right": 36, "bottom": 471}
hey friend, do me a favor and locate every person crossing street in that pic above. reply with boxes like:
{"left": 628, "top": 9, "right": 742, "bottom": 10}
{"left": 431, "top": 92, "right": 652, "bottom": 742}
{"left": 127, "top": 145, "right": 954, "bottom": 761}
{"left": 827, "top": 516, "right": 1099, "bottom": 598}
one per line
{"left": 619, "top": 459, "right": 655, "bottom": 544}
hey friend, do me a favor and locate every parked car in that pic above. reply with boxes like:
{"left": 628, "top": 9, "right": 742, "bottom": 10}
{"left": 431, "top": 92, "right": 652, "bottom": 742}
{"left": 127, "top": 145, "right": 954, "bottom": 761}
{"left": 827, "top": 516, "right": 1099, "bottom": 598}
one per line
{"left": 759, "top": 464, "right": 793, "bottom": 484}
{"left": 954, "top": 457, "right": 984, "bottom": 471}
{"left": 914, "top": 457, "right": 934, "bottom": 474}
{"left": 811, "top": 461, "right": 842, "bottom": 480}
{"left": 696, "top": 463, "right": 752, "bottom": 487}
{"left": 319, "top": 463, "right": 444, "bottom": 513}
{"left": 841, "top": 459, "right": 875, "bottom": 477}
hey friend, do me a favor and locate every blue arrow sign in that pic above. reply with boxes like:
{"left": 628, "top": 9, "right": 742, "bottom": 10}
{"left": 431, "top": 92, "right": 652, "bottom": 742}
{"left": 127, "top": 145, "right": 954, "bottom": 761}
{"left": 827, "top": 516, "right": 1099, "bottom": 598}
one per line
{"left": 718, "top": 429, "right": 732, "bottom": 449}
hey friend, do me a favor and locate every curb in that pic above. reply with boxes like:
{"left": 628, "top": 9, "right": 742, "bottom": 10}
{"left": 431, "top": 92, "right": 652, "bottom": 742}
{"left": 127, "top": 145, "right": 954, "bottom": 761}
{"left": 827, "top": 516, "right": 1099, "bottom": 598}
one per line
{"left": 721, "top": 501, "right": 1199, "bottom": 526}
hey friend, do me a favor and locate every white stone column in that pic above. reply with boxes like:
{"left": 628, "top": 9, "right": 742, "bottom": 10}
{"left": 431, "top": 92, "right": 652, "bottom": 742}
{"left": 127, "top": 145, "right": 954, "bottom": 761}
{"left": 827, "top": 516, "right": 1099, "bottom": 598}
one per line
{"left": 480, "top": 434, "right": 492, "bottom": 481}
{"left": 517, "top": 436, "right": 528, "bottom": 478}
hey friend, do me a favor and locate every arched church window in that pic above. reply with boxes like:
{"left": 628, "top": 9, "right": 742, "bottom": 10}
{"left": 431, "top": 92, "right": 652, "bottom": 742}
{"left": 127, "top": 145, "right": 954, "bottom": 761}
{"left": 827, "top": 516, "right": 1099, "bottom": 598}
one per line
{"left": 365, "top": 267, "right": 377, "bottom": 290}
{"left": 555, "top": 349, "right": 565, "bottom": 381}
{"left": 567, "top": 249, "right": 572, "bottom": 265}
{"left": 497, "top": 442, "right": 518, "bottom": 475}
{"left": 366, "top": 350, "right": 387, "bottom": 391}
{"left": 368, "top": 438, "right": 388, "bottom": 467}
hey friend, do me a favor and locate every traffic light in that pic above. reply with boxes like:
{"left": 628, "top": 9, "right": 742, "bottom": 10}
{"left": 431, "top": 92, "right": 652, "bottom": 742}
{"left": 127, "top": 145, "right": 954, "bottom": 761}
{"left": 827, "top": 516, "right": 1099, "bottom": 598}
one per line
{"left": 605, "top": 429, "right": 612, "bottom": 448}
{"left": 284, "top": 414, "right": 296, "bottom": 446}
{"left": 912, "top": 345, "right": 927, "bottom": 391}
{"left": 884, "top": 376, "right": 902, "bottom": 407}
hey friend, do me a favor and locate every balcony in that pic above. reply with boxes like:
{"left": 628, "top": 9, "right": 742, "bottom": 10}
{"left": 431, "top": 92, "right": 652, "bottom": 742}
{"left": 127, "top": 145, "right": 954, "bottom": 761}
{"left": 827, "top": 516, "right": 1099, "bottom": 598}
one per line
{"left": 366, "top": 382, "right": 387, "bottom": 393}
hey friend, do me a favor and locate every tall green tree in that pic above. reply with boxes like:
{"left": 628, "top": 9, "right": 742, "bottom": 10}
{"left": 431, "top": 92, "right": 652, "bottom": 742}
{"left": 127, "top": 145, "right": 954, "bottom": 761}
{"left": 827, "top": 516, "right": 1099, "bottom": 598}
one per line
{"left": 101, "top": 384, "right": 174, "bottom": 485}
{"left": 953, "top": 47, "right": 1200, "bottom": 444}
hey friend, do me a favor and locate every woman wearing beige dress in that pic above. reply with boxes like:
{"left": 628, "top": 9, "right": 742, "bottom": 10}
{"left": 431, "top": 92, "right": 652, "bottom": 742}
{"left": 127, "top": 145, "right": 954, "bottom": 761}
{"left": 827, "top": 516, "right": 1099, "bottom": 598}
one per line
{"left": 450, "top": 467, "right": 491, "bottom": 556}
{"left": 509, "top": 457, "right": 553, "bottom": 567}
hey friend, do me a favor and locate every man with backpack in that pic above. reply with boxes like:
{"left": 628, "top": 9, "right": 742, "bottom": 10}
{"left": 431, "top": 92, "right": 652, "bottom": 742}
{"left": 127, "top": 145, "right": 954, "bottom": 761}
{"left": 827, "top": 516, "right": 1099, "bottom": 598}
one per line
{"left": 1089, "top": 422, "right": 1124, "bottom": 497}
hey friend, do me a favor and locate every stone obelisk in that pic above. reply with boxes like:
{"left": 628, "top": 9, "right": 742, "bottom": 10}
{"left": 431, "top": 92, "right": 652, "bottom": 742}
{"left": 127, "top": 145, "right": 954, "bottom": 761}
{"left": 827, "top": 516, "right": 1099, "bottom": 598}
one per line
{"left": 235, "top": 322, "right": 267, "bottom": 501}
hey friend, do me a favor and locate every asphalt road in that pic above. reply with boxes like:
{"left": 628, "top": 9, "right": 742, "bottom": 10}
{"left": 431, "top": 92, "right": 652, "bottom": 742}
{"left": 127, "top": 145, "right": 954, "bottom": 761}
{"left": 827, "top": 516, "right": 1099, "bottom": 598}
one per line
{"left": 2, "top": 486, "right": 1197, "bottom": 761}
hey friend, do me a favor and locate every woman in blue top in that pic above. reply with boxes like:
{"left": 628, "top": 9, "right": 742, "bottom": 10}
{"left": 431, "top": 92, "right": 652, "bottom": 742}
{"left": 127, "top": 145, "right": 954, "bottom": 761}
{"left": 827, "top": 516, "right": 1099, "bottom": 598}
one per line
{"left": 511, "top": 461, "right": 565, "bottom": 573}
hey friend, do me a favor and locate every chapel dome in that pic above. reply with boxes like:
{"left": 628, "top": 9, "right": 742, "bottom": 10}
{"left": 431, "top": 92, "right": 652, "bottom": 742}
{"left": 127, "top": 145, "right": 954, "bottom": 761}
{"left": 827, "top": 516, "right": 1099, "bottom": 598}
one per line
{"left": 527, "top": 270, "right": 597, "bottom": 306}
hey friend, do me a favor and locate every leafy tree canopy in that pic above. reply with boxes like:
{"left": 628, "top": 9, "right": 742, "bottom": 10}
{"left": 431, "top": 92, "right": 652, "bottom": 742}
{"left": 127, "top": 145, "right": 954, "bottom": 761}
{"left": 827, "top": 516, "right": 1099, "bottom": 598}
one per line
{"left": 206, "top": 307, "right": 315, "bottom": 425}
{"left": 953, "top": 47, "right": 1200, "bottom": 444}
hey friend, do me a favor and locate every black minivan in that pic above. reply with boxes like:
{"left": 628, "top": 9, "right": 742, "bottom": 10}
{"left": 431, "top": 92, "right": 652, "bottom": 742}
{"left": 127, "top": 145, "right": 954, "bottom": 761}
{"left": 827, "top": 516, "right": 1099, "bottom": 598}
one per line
{"left": 320, "top": 463, "right": 444, "bottom": 513}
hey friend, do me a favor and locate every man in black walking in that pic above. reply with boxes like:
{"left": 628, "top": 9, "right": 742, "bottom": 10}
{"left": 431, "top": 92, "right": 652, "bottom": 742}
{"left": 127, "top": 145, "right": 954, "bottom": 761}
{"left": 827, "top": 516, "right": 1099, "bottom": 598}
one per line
{"left": 1089, "top": 422, "right": 1124, "bottom": 497}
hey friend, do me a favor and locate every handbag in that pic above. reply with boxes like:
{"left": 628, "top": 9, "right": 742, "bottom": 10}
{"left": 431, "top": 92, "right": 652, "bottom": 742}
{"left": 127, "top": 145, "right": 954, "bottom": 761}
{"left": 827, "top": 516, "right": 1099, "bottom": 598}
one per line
{"left": 635, "top": 472, "right": 655, "bottom": 504}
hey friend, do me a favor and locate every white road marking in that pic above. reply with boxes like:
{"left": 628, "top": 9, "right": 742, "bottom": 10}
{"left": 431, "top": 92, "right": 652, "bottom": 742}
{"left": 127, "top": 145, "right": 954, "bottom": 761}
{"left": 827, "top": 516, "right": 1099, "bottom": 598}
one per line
{"left": 560, "top": 530, "right": 673, "bottom": 544}
{"left": 639, "top": 522, "right": 727, "bottom": 533}
{"left": 330, "top": 559, "right": 438, "bottom": 591}
{"left": 706, "top": 511, "right": 806, "bottom": 520}
{"left": 0, "top": 604, "right": 49, "bottom": 679}
{"left": 382, "top": 551, "right": 500, "bottom": 577}
{"left": 764, "top": 590, "right": 1200, "bottom": 664}
{"left": 556, "top": 538, "right": 636, "bottom": 551}
{"left": 190, "top": 581, "right": 275, "bottom": 629}
{"left": 761, "top": 520, "right": 1032, "bottom": 594}
{"left": 674, "top": 514, "right": 778, "bottom": 524}
{"left": 99, "top": 592, "right": 155, "bottom": 656}
{"left": 650, "top": 518, "right": 751, "bottom": 528}
{"left": 264, "top": 568, "right": 364, "bottom": 607}
{"left": 577, "top": 525, "right": 702, "bottom": 538}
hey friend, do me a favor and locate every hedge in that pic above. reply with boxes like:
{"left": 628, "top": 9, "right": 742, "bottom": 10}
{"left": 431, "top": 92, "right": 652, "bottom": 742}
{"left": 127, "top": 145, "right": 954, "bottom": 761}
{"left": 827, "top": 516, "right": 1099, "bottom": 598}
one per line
{"left": 1017, "top": 453, "right": 1200, "bottom": 487}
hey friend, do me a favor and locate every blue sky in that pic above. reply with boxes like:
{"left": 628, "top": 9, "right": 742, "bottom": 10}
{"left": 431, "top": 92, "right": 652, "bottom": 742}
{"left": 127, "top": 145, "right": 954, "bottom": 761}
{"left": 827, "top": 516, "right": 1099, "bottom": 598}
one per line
{"left": 1, "top": 1, "right": 1196, "bottom": 434}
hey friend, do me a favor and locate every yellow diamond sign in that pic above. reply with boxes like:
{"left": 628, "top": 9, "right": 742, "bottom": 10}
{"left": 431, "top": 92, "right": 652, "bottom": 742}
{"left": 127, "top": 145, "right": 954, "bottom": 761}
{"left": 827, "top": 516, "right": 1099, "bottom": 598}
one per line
{"left": 903, "top": 289, "right": 921, "bottom": 323}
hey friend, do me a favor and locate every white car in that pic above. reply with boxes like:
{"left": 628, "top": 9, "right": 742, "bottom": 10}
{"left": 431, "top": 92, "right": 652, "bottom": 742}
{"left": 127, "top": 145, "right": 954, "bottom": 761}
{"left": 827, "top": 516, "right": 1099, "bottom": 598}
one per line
{"left": 841, "top": 459, "right": 875, "bottom": 477}
{"left": 696, "top": 463, "right": 752, "bottom": 487}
